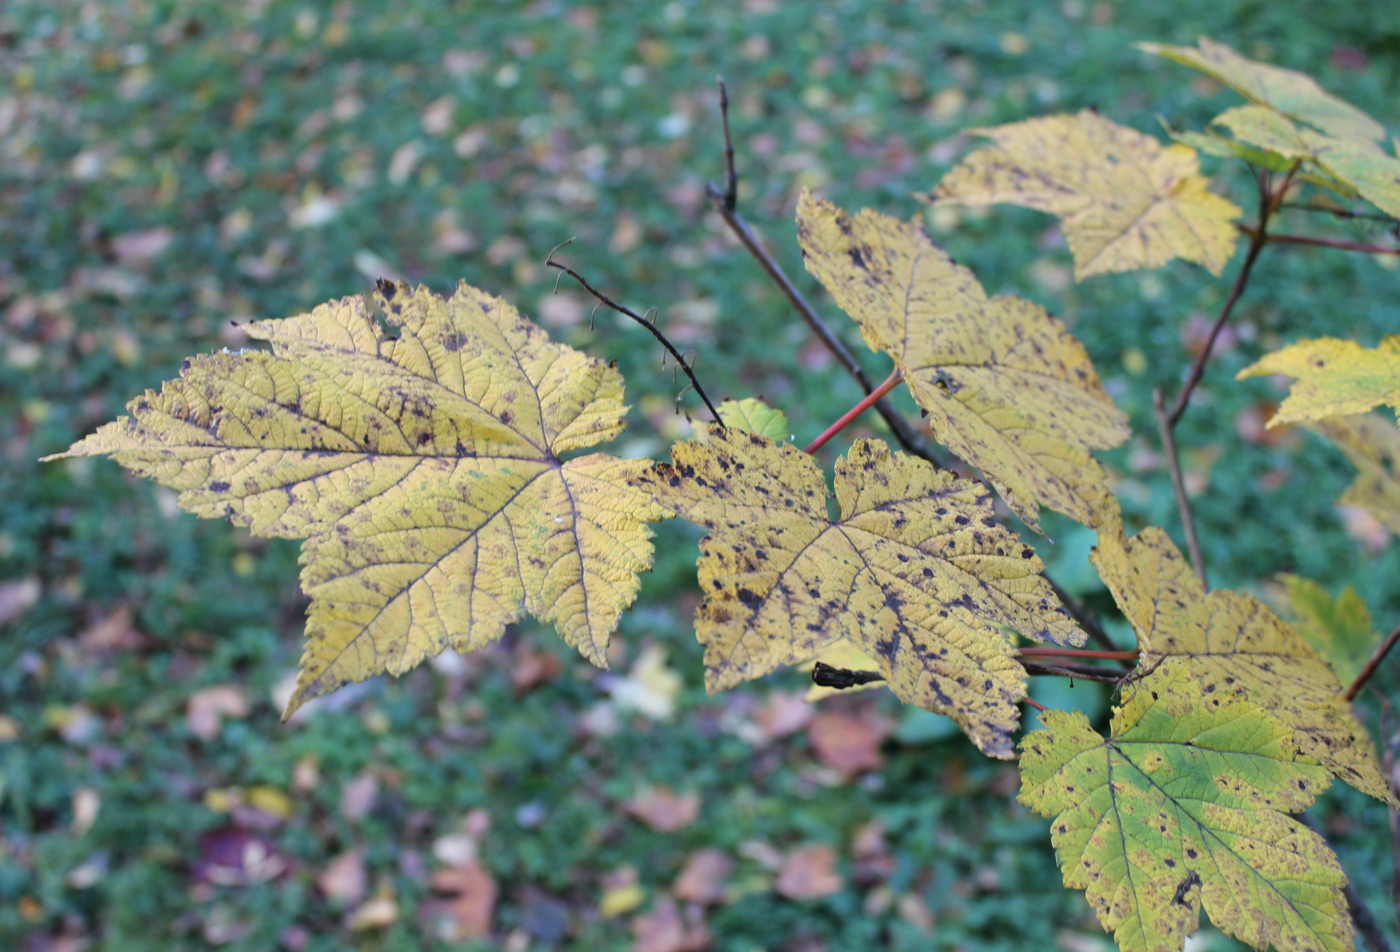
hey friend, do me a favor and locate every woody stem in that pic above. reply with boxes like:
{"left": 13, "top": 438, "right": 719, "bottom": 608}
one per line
{"left": 1018, "top": 646, "right": 1140, "bottom": 661}
{"left": 804, "top": 369, "right": 903, "bottom": 455}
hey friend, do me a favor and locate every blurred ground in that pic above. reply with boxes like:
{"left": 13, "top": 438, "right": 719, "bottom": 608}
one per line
{"left": 3, "top": 1, "right": 1399, "bottom": 950}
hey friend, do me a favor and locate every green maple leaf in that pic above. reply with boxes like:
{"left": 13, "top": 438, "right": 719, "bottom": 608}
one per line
{"left": 1144, "top": 39, "right": 1399, "bottom": 219}
{"left": 1091, "top": 511, "right": 1392, "bottom": 803}
{"left": 1021, "top": 661, "right": 1349, "bottom": 952}
{"left": 1207, "top": 107, "right": 1400, "bottom": 219}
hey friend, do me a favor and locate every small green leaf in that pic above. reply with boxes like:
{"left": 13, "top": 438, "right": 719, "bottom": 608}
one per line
{"left": 716, "top": 397, "right": 791, "bottom": 442}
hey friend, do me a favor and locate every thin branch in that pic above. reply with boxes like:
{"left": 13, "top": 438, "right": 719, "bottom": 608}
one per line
{"left": 804, "top": 369, "right": 902, "bottom": 454}
{"left": 1155, "top": 386, "right": 1209, "bottom": 589}
{"left": 1343, "top": 860, "right": 1397, "bottom": 952}
{"left": 1271, "top": 161, "right": 1303, "bottom": 214}
{"left": 1166, "top": 168, "right": 1276, "bottom": 428}
{"left": 716, "top": 77, "right": 736, "bottom": 211}
{"left": 704, "top": 84, "right": 944, "bottom": 468}
{"left": 1295, "top": 812, "right": 1396, "bottom": 952}
{"left": 1018, "top": 646, "right": 1139, "bottom": 661}
{"left": 1042, "top": 572, "right": 1122, "bottom": 657}
{"left": 1019, "top": 660, "right": 1134, "bottom": 684}
{"left": 1346, "top": 618, "right": 1400, "bottom": 702}
{"left": 1024, "top": 696, "right": 1048, "bottom": 713}
{"left": 1279, "top": 201, "right": 1399, "bottom": 226}
{"left": 1249, "top": 228, "right": 1400, "bottom": 257}
{"left": 546, "top": 240, "right": 723, "bottom": 423}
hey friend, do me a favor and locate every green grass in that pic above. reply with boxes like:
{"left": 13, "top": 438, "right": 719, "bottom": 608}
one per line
{"left": 3, "top": 1, "right": 1398, "bottom": 949}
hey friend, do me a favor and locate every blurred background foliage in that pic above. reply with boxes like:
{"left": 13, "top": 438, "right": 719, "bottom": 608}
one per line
{"left": 3, "top": 1, "right": 1399, "bottom": 949}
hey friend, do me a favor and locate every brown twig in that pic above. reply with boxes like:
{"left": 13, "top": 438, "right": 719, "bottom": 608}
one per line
{"left": 1155, "top": 387, "right": 1209, "bottom": 589}
{"left": 1166, "top": 168, "right": 1277, "bottom": 428}
{"left": 1024, "top": 696, "right": 1048, "bottom": 713}
{"left": 1247, "top": 228, "right": 1400, "bottom": 257}
{"left": 716, "top": 77, "right": 737, "bottom": 211}
{"left": 1278, "top": 201, "right": 1400, "bottom": 226}
{"left": 546, "top": 240, "right": 724, "bottom": 422}
{"left": 703, "top": 83, "right": 944, "bottom": 468}
{"left": 1018, "top": 646, "right": 1139, "bottom": 661}
{"left": 1019, "top": 660, "right": 1133, "bottom": 684}
{"left": 1295, "top": 812, "right": 1396, "bottom": 952}
{"left": 805, "top": 369, "right": 903, "bottom": 454}
{"left": 1346, "top": 619, "right": 1400, "bottom": 702}
{"left": 1339, "top": 864, "right": 1391, "bottom": 952}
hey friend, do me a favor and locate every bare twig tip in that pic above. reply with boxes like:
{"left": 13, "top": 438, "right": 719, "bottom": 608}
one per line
{"left": 716, "top": 75, "right": 737, "bottom": 211}
{"left": 544, "top": 237, "right": 576, "bottom": 268}
{"left": 546, "top": 249, "right": 723, "bottom": 422}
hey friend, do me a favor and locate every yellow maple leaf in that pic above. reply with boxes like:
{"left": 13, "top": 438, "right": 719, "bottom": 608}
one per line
{"left": 1090, "top": 511, "right": 1392, "bottom": 803}
{"left": 1302, "top": 133, "right": 1400, "bottom": 219}
{"left": 1168, "top": 117, "right": 1356, "bottom": 198}
{"left": 929, "top": 110, "right": 1241, "bottom": 279}
{"left": 796, "top": 191, "right": 1129, "bottom": 531}
{"left": 1237, "top": 335, "right": 1400, "bottom": 427}
{"left": 1141, "top": 36, "right": 1387, "bottom": 142}
{"left": 1208, "top": 106, "right": 1400, "bottom": 219}
{"left": 1210, "top": 104, "right": 1320, "bottom": 160}
{"left": 1313, "top": 413, "right": 1400, "bottom": 535}
{"left": 633, "top": 430, "right": 1085, "bottom": 759}
{"left": 1021, "top": 661, "right": 1349, "bottom": 952}
{"left": 1275, "top": 573, "right": 1380, "bottom": 688}
{"left": 46, "top": 282, "right": 670, "bottom": 716}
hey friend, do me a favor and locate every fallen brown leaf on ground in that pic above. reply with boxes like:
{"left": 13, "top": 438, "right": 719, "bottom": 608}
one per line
{"left": 673, "top": 848, "right": 734, "bottom": 905}
{"left": 632, "top": 895, "right": 710, "bottom": 952}
{"left": 753, "top": 691, "right": 814, "bottom": 741}
{"left": 626, "top": 786, "right": 701, "bottom": 832}
{"left": 424, "top": 862, "right": 496, "bottom": 940}
{"left": 807, "top": 711, "right": 891, "bottom": 775}
{"left": 186, "top": 685, "right": 249, "bottom": 741}
{"left": 339, "top": 772, "right": 379, "bottom": 821}
{"left": 775, "top": 844, "right": 844, "bottom": 900}
{"left": 317, "top": 847, "right": 366, "bottom": 905}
